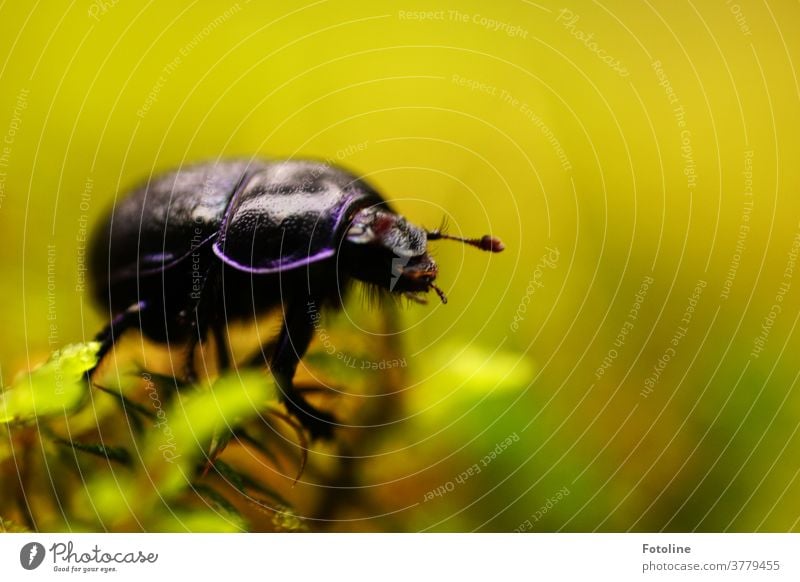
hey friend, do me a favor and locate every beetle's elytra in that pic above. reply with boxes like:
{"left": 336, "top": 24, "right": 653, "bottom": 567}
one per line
{"left": 89, "top": 159, "right": 504, "bottom": 438}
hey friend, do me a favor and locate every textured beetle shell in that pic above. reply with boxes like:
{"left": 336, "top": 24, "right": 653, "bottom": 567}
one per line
{"left": 90, "top": 159, "right": 386, "bottom": 312}
{"left": 213, "top": 160, "right": 384, "bottom": 273}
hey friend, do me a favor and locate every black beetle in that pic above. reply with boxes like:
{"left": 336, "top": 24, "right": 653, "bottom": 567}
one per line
{"left": 89, "top": 159, "right": 504, "bottom": 439}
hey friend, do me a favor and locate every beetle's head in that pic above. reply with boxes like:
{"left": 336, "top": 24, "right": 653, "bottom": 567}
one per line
{"left": 343, "top": 206, "right": 504, "bottom": 304}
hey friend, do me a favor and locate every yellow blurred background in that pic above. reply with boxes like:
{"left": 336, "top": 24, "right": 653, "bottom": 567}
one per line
{"left": 1, "top": 0, "right": 799, "bottom": 531}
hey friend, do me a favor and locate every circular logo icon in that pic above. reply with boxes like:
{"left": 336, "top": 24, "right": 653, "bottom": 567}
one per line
{"left": 19, "top": 542, "right": 46, "bottom": 570}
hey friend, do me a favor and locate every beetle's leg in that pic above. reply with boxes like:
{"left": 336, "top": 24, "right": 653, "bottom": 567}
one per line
{"left": 184, "top": 335, "right": 199, "bottom": 384}
{"left": 183, "top": 306, "right": 215, "bottom": 384}
{"left": 246, "top": 337, "right": 278, "bottom": 368}
{"left": 212, "top": 324, "right": 230, "bottom": 372}
{"left": 206, "top": 266, "right": 230, "bottom": 373}
{"left": 175, "top": 305, "right": 202, "bottom": 384}
{"left": 182, "top": 262, "right": 219, "bottom": 383}
{"left": 87, "top": 301, "right": 146, "bottom": 382}
{"left": 271, "top": 298, "right": 336, "bottom": 440}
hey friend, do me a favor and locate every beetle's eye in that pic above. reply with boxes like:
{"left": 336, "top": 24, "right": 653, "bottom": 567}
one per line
{"left": 373, "top": 214, "right": 395, "bottom": 236}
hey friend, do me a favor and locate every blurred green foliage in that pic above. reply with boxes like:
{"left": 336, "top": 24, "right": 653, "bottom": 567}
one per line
{"left": 0, "top": 343, "right": 97, "bottom": 424}
{"left": 1, "top": 1, "right": 800, "bottom": 531}
{"left": 1, "top": 343, "right": 309, "bottom": 532}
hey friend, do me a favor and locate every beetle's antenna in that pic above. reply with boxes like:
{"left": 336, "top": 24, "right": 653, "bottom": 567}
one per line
{"left": 430, "top": 283, "right": 448, "bottom": 304}
{"left": 427, "top": 230, "right": 505, "bottom": 253}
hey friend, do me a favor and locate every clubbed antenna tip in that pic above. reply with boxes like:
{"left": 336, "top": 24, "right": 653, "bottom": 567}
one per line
{"left": 479, "top": 235, "right": 505, "bottom": 253}
{"left": 427, "top": 230, "right": 506, "bottom": 253}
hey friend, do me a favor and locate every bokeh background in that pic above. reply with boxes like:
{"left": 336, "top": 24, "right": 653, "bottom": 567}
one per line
{"left": 1, "top": 0, "right": 800, "bottom": 532}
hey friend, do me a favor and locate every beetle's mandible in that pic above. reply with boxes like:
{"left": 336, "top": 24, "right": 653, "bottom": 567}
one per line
{"left": 88, "top": 159, "right": 504, "bottom": 439}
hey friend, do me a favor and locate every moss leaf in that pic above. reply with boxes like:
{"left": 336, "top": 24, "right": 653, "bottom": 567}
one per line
{"left": 0, "top": 342, "right": 99, "bottom": 424}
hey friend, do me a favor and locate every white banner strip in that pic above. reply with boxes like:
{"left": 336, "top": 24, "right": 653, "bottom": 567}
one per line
{"left": 1, "top": 533, "right": 798, "bottom": 581}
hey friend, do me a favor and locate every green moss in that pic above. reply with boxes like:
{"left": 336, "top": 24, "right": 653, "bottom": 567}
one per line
{"left": 0, "top": 342, "right": 99, "bottom": 424}
{"left": 0, "top": 343, "right": 299, "bottom": 532}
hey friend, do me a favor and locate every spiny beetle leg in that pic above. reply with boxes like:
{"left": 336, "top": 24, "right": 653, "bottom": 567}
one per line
{"left": 279, "top": 379, "right": 336, "bottom": 441}
{"left": 270, "top": 297, "right": 337, "bottom": 440}
{"left": 87, "top": 301, "right": 146, "bottom": 382}
{"left": 212, "top": 324, "right": 230, "bottom": 372}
